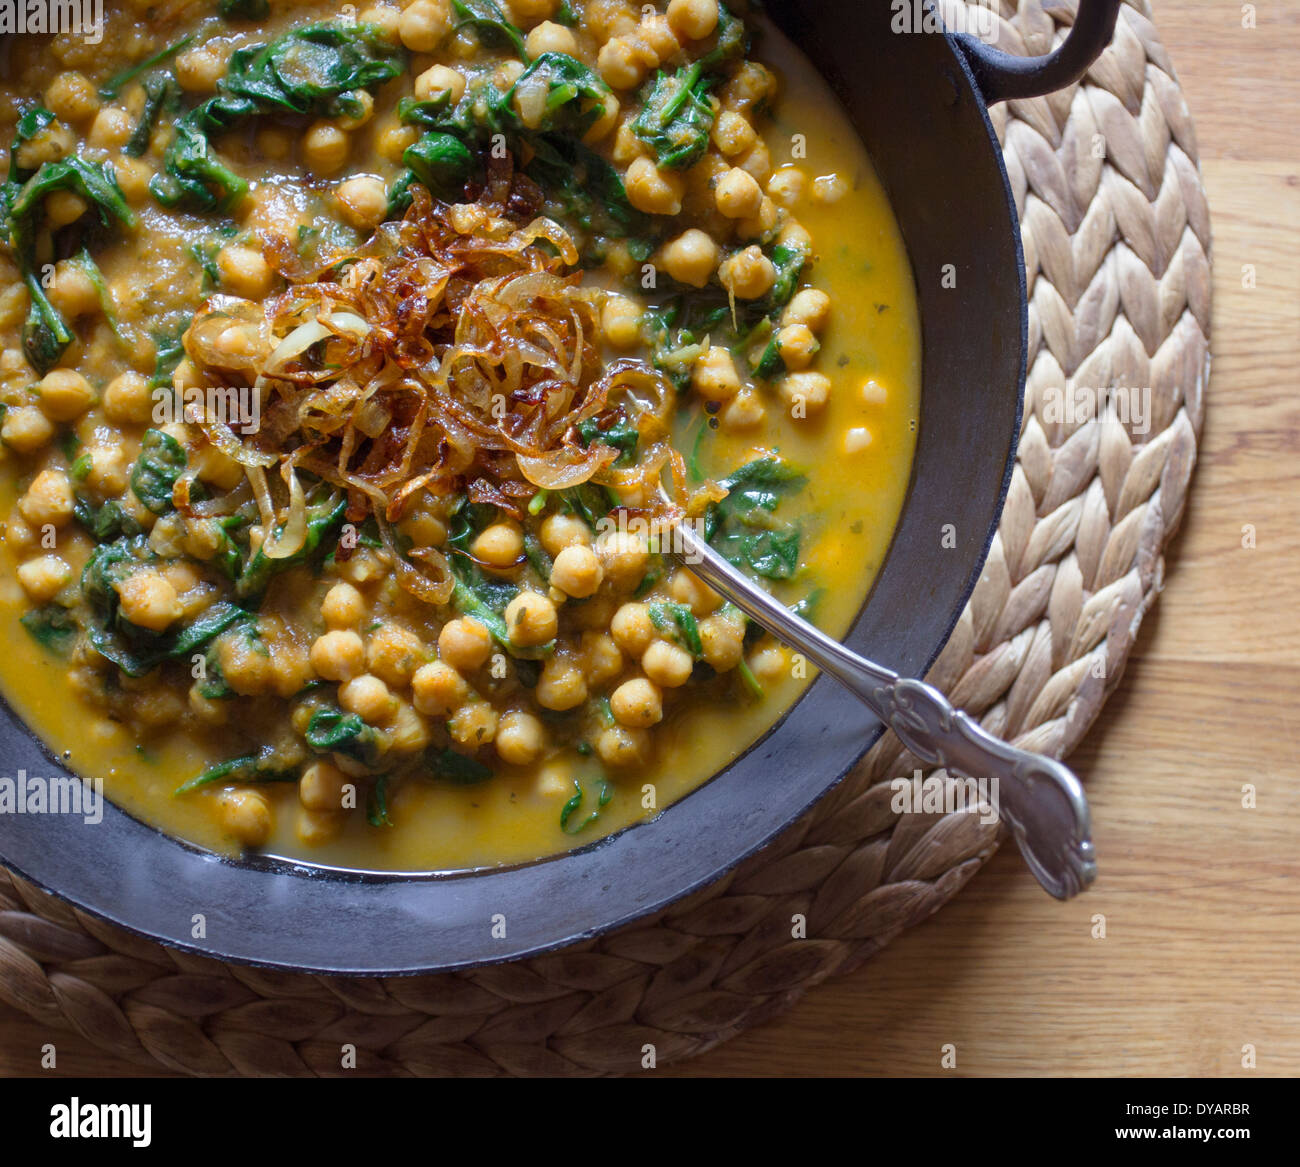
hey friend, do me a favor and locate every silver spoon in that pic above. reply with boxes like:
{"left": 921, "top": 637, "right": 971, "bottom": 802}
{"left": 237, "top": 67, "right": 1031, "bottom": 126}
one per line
{"left": 662, "top": 515, "right": 1096, "bottom": 900}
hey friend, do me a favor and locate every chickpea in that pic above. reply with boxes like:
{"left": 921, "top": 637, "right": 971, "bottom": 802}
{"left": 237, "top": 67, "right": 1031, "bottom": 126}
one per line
{"left": 735, "top": 139, "right": 773, "bottom": 186}
{"left": 116, "top": 571, "right": 182, "bottom": 632}
{"left": 610, "top": 676, "right": 662, "bottom": 728}
{"left": 449, "top": 699, "right": 499, "bottom": 746}
{"left": 340, "top": 674, "right": 398, "bottom": 723}
{"left": 812, "top": 173, "right": 849, "bottom": 204}
{"left": 779, "top": 219, "right": 813, "bottom": 251}
{"left": 843, "top": 427, "right": 873, "bottom": 455}
{"left": 387, "top": 702, "right": 432, "bottom": 753}
{"left": 779, "top": 371, "right": 831, "bottom": 416}
{"left": 16, "top": 556, "right": 72, "bottom": 603}
{"left": 188, "top": 688, "right": 229, "bottom": 726}
{"left": 736, "top": 194, "right": 779, "bottom": 241}
{"left": 638, "top": 13, "right": 679, "bottom": 59}
{"left": 721, "top": 387, "right": 766, "bottom": 431}
{"left": 473, "top": 521, "right": 523, "bottom": 569}
{"left": 303, "top": 121, "right": 350, "bottom": 175}
{"left": 333, "top": 90, "right": 375, "bottom": 132}
{"left": 718, "top": 245, "right": 777, "bottom": 300}
{"left": 536, "top": 654, "right": 588, "bottom": 711}
{"left": 83, "top": 107, "right": 133, "bottom": 155}
{"left": 359, "top": 4, "right": 403, "bottom": 40}
{"left": 411, "top": 660, "right": 469, "bottom": 716}
{"left": 596, "top": 724, "right": 650, "bottom": 767}
{"left": 113, "top": 157, "right": 152, "bottom": 204}
{"left": 625, "top": 156, "right": 684, "bottom": 215}
{"left": 596, "top": 530, "right": 649, "bottom": 591}
{"left": 175, "top": 47, "right": 224, "bottom": 93}
{"left": 44, "top": 189, "right": 85, "bottom": 231}
{"left": 510, "top": 0, "right": 559, "bottom": 21}
{"left": 414, "top": 64, "right": 467, "bottom": 103}
{"left": 580, "top": 630, "right": 623, "bottom": 687}
{"left": 551, "top": 544, "right": 604, "bottom": 598}
{"left": 660, "top": 228, "right": 719, "bottom": 288}
{"left": 611, "top": 601, "right": 656, "bottom": 656}
{"left": 310, "top": 629, "right": 367, "bottom": 681}
{"left": 321, "top": 581, "right": 366, "bottom": 629}
{"left": 0, "top": 283, "right": 28, "bottom": 329}
{"left": 217, "top": 245, "right": 274, "bottom": 299}
{"left": 376, "top": 121, "right": 419, "bottom": 163}
{"left": 36, "top": 368, "right": 95, "bottom": 421}
{"left": 44, "top": 72, "right": 99, "bottom": 122}
{"left": 699, "top": 611, "right": 744, "bottom": 672}
{"left": 296, "top": 807, "right": 346, "bottom": 845}
{"left": 399, "top": 0, "right": 452, "bottom": 52}
{"left": 692, "top": 344, "right": 741, "bottom": 403}
{"left": 751, "top": 645, "right": 788, "bottom": 681}
{"left": 601, "top": 294, "right": 642, "bottom": 349}
{"left": 525, "top": 20, "right": 576, "bottom": 56}
{"left": 597, "top": 36, "right": 650, "bottom": 91}
{"left": 439, "top": 616, "right": 492, "bottom": 671}
{"left": 669, "top": 568, "right": 722, "bottom": 615}
{"left": 19, "top": 468, "right": 75, "bottom": 527}
{"left": 335, "top": 175, "right": 389, "bottom": 229}
{"left": 504, "top": 590, "right": 558, "bottom": 646}
{"left": 582, "top": 92, "right": 621, "bottom": 144}
{"left": 860, "top": 378, "right": 889, "bottom": 405}
{"left": 299, "top": 760, "right": 351, "bottom": 812}
{"left": 642, "top": 639, "right": 693, "bottom": 687}
{"left": 611, "top": 118, "right": 647, "bottom": 165}
{"left": 46, "top": 261, "right": 98, "bottom": 319}
{"left": 218, "top": 788, "right": 272, "bottom": 848}
{"left": 667, "top": 0, "right": 719, "bottom": 41}
{"left": 783, "top": 288, "right": 831, "bottom": 331}
{"left": 712, "top": 109, "right": 756, "bottom": 157}
{"left": 776, "top": 323, "right": 819, "bottom": 371}
{"left": 715, "top": 166, "right": 764, "bottom": 219}
{"left": 539, "top": 511, "right": 592, "bottom": 556}
{"left": 1, "top": 406, "right": 54, "bottom": 453}
{"left": 767, "top": 166, "right": 808, "bottom": 209}
{"left": 96, "top": 372, "right": 147, "bottom": 427}
{"left": 496, "top": 710, "right": 546, "bottom": 765}
{"left": 366, "top": 624, "right": 428, "bottom": 687}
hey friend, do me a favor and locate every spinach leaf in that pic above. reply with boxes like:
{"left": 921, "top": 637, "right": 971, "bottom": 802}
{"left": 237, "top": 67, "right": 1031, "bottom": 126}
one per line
{"left": 175, "top": 749, "right": 298, "bottom": 794}
{"left": 2, "top": 153, "right": 135, "bottom": 373}
{"left": 705, "top": 457, "right": 807, "bottom": 581}
{"left": 73, "top": 494, "right": 143, "bottom": 541}
{"left": 130, "top": 428, "right": 188, "bottom": 514}
{"left": 647, "top": 601, "right": 703, "bottom": 657}
{"left": 235, "top": 493, "right": 347, "bottom": 601}
{"left": 450, "top": 0, "right": 528, "bottom": 60}
{"left": 153, "top": 22, "right": 406, "bottom": 211}
{"left": 149, "top": 313, "right": 193, "bottom": 389}
{"left": 125, "top": 74, "right": 179, "bottom": 157}
{"left": 445, "top": 497, "right": 532, "bottom": 653}
{"left": 426, "top": 745, "right": 493, "bottom": 785}
{"left": 576, "top": 415, "right": 638, "bottom": 467}
{"left": 502, "top": 52, "right": 612, "bottom": 137}
{"left": 305, "top": 706, "right": 383, "bottom": 766}
{"left": 100, "top": 30, "right": 202, "bottom": 99}
{"left": 557, "top": 482, "right": 616, "bottom": 530}
{"left": 367, "top": 774, "right": 393, "bottom": 826}
{"left": 632, "top": 63, "right": 716, "bottom": 170}
{"left": 403, "top": 131, "right": 473, "bottom": 200}
{"left": 560, "top": 773, "right": 611, "bottom": 834}
{"left": 20, "top": 605, "right": 77, "bottom": 656}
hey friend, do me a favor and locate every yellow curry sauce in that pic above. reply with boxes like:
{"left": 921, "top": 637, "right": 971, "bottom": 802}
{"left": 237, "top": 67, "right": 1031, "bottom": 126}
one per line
{"left": 0, "top": 1, "right": 919, "bottom": 870}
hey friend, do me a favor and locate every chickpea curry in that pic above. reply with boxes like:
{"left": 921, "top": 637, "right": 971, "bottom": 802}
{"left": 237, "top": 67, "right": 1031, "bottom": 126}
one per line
{"left": 0, "top": 1, "right": 920, "bottom": 870}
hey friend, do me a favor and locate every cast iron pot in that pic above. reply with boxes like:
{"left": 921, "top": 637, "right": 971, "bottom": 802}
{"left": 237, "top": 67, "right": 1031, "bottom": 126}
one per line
{"left": 0, "top": 0, "right": 1121, "bottom": 973}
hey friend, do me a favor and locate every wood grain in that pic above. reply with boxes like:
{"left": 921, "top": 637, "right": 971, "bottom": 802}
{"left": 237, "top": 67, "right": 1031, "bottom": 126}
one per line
{"left": 2, "top": 0, "right": 1296, "bottom": 1077}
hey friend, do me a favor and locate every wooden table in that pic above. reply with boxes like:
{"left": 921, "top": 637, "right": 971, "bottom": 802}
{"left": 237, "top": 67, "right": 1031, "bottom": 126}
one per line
{"left": 1, "top": 0, "right": 1296, "bottom": 1077}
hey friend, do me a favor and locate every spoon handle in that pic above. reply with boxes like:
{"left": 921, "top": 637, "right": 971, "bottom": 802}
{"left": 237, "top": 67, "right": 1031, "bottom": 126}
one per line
{"left": 670, "top": 520, "right": 1096, "bottom": 899}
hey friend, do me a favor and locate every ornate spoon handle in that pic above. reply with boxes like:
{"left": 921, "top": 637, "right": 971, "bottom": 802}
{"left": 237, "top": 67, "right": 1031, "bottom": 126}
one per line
{"left": 669, "top": 520, "right": 1096, "bottom": 899}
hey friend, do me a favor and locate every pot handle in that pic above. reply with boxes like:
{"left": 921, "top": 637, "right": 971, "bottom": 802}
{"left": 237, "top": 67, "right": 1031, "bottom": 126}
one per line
{"left": 953, "top": 0, "right": 1122, "bottom": 105}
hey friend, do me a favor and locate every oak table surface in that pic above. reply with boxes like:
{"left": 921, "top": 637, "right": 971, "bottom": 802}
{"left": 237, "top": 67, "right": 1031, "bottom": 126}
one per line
{"left": 1, "top": 0, "right": 1296, "bottom": 1077}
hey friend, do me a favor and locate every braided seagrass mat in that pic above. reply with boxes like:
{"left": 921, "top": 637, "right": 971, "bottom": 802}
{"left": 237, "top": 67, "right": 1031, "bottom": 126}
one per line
{"left": 0, "top": 0, "right": 1209, "bottom": 1076}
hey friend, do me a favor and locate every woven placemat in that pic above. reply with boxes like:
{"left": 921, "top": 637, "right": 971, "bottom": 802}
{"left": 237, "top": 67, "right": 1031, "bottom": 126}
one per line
{"left": 0, "top": 0, "right": 1209, "bottom": 1076}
